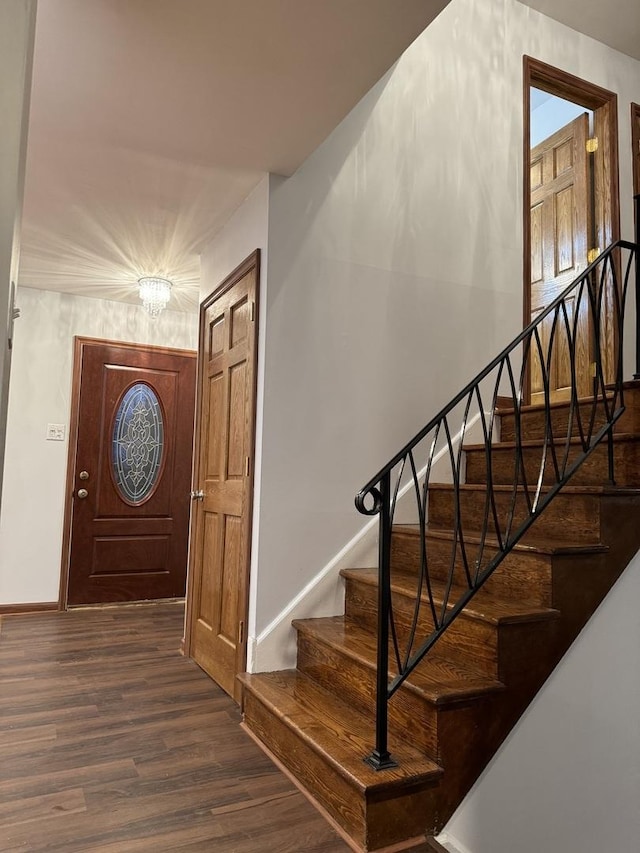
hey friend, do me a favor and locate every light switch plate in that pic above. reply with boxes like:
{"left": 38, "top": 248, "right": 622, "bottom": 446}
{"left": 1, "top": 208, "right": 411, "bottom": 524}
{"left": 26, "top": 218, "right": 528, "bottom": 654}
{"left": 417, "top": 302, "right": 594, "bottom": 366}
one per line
{"left": 46, "top": 423, "right": 66, "bottom": 441}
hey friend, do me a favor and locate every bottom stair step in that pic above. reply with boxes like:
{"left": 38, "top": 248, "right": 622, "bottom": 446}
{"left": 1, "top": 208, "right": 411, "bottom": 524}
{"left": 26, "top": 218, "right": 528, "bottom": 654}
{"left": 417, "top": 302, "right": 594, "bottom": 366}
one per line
{"left": 240, "top": 669, "right": 443, "bottom": 852}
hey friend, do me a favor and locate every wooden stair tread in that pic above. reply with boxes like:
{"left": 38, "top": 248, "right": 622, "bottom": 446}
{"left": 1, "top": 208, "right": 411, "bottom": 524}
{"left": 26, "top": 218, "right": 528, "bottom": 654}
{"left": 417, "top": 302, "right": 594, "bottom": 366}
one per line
{"left": 462, "top": 432, "right": 640, "bottom": 451}
{"left": 240, "top": 669, "right": 443, "bottom": 793}
{"left": 340, "top": 567, "right": 559, "bottom": 625}
{"left": 293, "top": 616, "right": 503, "bottom": 704}
{"left": 393, "top": 524, "right": 608, "bottom": 555}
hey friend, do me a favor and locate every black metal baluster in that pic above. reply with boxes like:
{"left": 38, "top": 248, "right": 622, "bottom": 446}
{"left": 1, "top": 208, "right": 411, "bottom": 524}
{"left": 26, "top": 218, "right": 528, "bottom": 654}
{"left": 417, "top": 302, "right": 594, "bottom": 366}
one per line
{"left": 355, "top": 237, "right": 636, "bottom": 768}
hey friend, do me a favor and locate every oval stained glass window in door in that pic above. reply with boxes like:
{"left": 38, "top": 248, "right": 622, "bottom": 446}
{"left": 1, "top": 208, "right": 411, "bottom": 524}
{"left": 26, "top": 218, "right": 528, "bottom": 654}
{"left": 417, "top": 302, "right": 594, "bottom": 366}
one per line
{"left": 111, "top": 383, "right": 165, "bottom": 504}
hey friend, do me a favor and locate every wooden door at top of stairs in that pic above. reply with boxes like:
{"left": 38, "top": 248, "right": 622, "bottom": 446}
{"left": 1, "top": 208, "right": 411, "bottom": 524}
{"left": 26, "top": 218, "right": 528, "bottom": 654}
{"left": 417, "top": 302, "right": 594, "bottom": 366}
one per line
{"left": 65, "top": 339, "right": 197, "bottom": 606}
{"left": 187, "top": 251, "right": 259, "bottom": 703}
{"left": 529, "top": 113, "right": 592, "bottom": 404}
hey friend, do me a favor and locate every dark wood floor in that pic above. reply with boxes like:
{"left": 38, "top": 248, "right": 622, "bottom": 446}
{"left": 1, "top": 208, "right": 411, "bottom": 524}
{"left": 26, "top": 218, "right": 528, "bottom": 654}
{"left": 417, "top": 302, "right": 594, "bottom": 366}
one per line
{"left": 0, "top": 602, "right": 355, "bottom": 852}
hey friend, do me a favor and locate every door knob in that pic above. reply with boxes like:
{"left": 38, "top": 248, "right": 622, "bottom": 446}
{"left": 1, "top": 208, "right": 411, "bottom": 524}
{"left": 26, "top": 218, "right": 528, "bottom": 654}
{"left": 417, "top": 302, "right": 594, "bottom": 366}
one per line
{"left": 79, "top": 471, "right": 89, "bottom": 480}
{"left": 190, "top": 489, "right": 204, "bottom": 501}
{"left": 77, "top": 488, "right": 88, "bottom": 499}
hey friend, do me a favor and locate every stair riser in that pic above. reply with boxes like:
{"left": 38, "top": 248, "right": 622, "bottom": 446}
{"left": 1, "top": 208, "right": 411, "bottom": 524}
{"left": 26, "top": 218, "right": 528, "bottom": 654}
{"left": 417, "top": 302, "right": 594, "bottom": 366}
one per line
{"left": 242, "top": 689, "right": 368, "bottom": 848}
{"left": 296, "top": 631, "right": 439, "bottom": 757}
{"left": 498, "top": 390, "right": 640, "bottom": 443}
{"left": 391, "top": 532, "right": 554, "bottom": 607}
{"left": 428, "top": 488, "right": 603, "bottom": 543}
{"left": 499, "top": 403, "right": 608, "bottom": 443}
{"left": 465, "top": 439, "right": 640, "bottom": 488}
{"left": 344, "top": 576, "right": 561, "bottom": 686}
{"left": 343, "top": 577, "right": 499, "bottom": 679}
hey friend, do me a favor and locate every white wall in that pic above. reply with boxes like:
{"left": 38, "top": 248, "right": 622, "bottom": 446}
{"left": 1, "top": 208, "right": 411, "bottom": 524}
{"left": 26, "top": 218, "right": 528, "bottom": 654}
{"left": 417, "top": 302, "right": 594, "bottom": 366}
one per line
{"left": 0, "top": 287, "right": 197, "bottom": 605}
{"left": 198, "top": 175, "right": 270, "bottom": 656}
{"left": 253, "top": 0, "right": 640, "bottom": 657}
{"left": 439, "top": 554, "right": 640, "bottom": 853}
{"left": 199, "top": 176, "right": 269, "bottom": 301}
{"left": 257, "top": 6, "right": 520, "bottom": 648}
{"left": 0, "top": 0, "right": 37, "bottom": 505}
{"left": 240, "top": 0, "right": 640, "bottom": 843}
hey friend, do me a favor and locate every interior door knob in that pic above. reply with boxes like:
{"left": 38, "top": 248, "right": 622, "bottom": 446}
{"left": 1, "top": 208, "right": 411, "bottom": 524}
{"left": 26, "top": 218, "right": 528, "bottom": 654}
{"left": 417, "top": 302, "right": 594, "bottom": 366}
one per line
{"left": 77, "top": 488, "right": 89, "bottom": 499}
{"left": 79, "top": 470, "right": 89, "bottom": 480}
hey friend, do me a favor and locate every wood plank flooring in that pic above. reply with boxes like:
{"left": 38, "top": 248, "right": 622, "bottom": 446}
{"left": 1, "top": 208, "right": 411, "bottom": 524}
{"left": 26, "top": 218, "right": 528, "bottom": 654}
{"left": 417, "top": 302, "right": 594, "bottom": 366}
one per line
{"left": 0, "top": 602, "right": 356, "bottom": 852}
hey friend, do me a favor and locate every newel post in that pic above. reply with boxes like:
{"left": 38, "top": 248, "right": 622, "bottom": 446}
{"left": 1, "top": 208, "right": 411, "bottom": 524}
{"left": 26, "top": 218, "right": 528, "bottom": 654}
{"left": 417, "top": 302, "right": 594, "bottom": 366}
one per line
{"left": 364, "top": 470, "right": 398, "bottom": 770}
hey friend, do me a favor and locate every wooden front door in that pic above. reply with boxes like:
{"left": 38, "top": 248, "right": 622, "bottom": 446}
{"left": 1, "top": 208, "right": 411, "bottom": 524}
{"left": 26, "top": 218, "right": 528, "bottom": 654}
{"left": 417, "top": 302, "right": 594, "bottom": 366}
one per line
{"left": 529, "top": 113, "right": 591, "bottom": 403}
{"left": 186, "top": 251, "right": 259, "bottom": 702}
{"left": 65, "top": 339, "right": 196, "bottom": 606}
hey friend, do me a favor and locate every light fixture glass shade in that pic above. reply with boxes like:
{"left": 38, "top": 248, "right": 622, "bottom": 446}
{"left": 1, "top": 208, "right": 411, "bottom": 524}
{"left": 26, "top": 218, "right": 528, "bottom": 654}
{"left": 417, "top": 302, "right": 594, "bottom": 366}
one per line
{"left": 138, "top": 277, "right": 172, "bottom": 317}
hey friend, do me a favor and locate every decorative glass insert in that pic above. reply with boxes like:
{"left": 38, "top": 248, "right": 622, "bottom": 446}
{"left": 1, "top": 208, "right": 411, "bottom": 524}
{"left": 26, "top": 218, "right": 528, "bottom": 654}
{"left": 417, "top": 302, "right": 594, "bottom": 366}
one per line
{"left": 111, "top": 383, "right": 164, "bottom": 504}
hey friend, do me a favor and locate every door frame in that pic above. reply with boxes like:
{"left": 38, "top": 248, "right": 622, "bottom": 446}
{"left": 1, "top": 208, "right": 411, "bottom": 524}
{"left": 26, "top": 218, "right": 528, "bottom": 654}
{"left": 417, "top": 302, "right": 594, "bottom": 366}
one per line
{"left": 523, "top": 57, "right": 620, "bottom": 403}
{"left": 183, "top": 249, "right": 260, "bottom": 690}
{"left": 59, "top": 336, "right": 197, "bottom": 609}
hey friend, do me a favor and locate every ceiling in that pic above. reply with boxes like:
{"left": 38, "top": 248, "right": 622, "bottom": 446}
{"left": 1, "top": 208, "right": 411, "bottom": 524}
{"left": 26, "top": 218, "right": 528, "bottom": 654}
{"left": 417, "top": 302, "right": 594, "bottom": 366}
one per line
{"left": 19, "top": 0, "right": 449, "bottom": 312}
{"left": 18, "top": 0, "right": 640, "bottom": 314}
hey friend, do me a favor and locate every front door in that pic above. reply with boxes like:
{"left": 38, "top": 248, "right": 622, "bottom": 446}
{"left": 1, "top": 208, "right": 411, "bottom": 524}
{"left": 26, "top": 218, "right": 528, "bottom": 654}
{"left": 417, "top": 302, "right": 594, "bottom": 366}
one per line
{"left": 529, "top": 113, "right": 591, "bottom": 403}
{"left": 65, "top": 339, "right": 196, "bottom": 605}
{"left": 186, "top": 251, "right": 259, "bottom": 702}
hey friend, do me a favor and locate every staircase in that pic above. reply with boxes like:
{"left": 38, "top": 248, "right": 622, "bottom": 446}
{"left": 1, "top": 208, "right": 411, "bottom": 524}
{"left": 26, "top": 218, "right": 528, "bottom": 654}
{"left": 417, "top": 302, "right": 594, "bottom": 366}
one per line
{"left": 241, "top": 236, "right": 640, "bottom": 851}
{"left": 241, "top": 388, "right": 640, "bottom": 851}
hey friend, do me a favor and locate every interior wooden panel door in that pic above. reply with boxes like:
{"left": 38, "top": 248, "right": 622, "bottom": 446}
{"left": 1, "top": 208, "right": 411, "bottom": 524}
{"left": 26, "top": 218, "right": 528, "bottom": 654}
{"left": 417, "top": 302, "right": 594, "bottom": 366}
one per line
{"left": 529, "top": 113, "right": 591, "bottom": 403}
{"left": 187, "top": 251, "right": 259, "bottom": 702}
{"left": 65, "top": 339, "right": 196, "bottom": 605}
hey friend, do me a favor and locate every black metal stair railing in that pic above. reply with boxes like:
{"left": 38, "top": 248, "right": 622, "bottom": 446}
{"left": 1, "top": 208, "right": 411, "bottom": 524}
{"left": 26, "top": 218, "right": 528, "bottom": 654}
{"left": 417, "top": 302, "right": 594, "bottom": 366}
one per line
{"left": 355, "top": 195, "right": 640, "bottom": 771}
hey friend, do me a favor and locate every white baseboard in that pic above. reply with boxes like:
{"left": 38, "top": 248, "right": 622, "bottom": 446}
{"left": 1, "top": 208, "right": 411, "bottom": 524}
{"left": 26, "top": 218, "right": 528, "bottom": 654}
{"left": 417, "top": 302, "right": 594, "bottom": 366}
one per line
{"left": 249, "top": 520, "right": 378, "bottom": 672}
{"left": 436, "top": 832, "right": 474, "bottom": 853}
{"left": 248, "top": 412, "right": 488, "bottom": 673}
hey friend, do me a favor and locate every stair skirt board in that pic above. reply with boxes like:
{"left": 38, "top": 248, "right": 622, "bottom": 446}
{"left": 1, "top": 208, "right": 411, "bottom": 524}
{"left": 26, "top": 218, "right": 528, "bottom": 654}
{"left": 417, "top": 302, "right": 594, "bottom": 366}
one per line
{"left": 241, "top": 721, "right": 432, "bottom": 853}
{"left": 240, "top": 386, "right": 640, "bottom": 851}
{"left": 249, "top": 526, "right": 371, "bottom": 673}
{"left": 250, "top": 413, "right": 488, "bottom": 674}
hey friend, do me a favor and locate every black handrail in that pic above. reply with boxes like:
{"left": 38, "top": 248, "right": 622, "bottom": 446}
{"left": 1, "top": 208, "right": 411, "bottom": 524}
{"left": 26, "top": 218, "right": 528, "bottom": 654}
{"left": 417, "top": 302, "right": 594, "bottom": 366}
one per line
{"left": 356, "top": 196, "right": 640, "bottom": 770}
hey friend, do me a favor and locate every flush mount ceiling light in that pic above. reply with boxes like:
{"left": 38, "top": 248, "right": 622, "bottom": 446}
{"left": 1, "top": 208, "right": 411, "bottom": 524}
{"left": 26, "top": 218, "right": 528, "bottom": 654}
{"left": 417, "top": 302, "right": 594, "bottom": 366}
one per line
{"left": 138, "top": 276, "right": 172, "bottom": 317}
